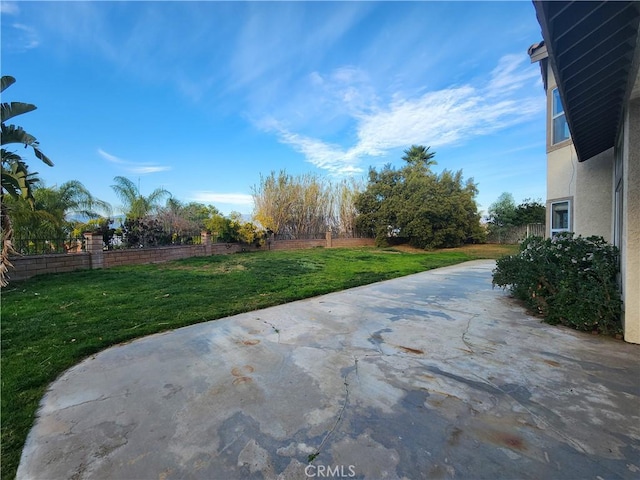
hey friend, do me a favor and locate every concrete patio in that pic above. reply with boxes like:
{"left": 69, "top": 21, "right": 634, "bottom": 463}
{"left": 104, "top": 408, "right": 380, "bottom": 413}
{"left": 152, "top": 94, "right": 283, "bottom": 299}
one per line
{"left": 17, "top": 260, "right": 640, "bottom": 479}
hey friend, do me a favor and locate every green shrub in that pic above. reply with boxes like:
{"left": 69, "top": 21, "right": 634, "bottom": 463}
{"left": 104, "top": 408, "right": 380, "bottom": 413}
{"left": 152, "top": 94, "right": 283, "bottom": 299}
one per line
{"left": 492, "top": 232, "right": 622, "bottom": 335}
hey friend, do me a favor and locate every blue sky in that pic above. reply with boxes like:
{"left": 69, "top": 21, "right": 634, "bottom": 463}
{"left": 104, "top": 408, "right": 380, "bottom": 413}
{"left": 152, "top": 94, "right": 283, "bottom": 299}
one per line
{"left": 1, "top": 1, "right": 546, "bottom": 218}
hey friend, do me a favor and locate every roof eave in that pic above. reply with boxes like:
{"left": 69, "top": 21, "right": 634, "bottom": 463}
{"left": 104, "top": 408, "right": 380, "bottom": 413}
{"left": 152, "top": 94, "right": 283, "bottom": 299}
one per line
{"left": 533, "top": 0, "right": 640, "bottom": 162}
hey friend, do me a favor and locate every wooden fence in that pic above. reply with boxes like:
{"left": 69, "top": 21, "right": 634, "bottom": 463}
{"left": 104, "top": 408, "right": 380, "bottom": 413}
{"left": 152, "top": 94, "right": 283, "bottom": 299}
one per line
{"left": 486, "top": 223, "right": 545, "bottom": 244}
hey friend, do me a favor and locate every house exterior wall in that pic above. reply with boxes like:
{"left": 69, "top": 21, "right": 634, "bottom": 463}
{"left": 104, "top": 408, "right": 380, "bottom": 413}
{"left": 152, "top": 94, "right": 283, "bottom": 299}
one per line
{"left": 574, "top": 149, "right": 613, "bottom": 242}
{"left": 546, "top": 146, "right": 575, "bottom": 201}
{"left": 544, "top": 68, "right": 613, "bottom": 242}
{"left": 621, "top": 98, "right": 640, "bottom": 344}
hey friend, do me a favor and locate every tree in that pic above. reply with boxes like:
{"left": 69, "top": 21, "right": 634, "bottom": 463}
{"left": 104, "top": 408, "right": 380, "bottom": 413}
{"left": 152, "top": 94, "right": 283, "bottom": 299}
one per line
{"left": 1, "top": 75, "right": 54, "bottom": 285}
{"left": 355, "top": 146, "right": 484, "bottom": 249}
{"left": 252, "top": 171, "right": 359, "bottom": 238}
{"left": 401, "top": 145, "right": 437, "bottom": 169}
{"left": 6, "top": 180, "right": 111, "bottom": 241}
{"left": 486, "top": 193, "right": 546, "bottom": 243}
{"left": 111, "top": 176, "right": 170, "bottom": 219}
{"left": 157, "top": 199, "right": 221, "bottom": 237}
{"left": 514, "top": 198, "right": 545, "bottom": 226}
{"left": 487, "top": 192, "right": 517, "bottom": 228}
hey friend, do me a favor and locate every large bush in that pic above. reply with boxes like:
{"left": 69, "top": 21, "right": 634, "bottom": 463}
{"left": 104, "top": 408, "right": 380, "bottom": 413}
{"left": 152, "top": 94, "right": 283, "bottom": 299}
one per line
{"left": 492, "top": 233, "right": 622, "bottom": 335}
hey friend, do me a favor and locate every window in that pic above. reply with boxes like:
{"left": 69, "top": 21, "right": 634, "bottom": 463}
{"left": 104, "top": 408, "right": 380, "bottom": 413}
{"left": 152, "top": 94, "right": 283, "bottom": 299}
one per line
{"left": 550, "top": 200, "right": 571, "bottom": 235}
{"left": 552, "top": 88, "right": 570, "bottom": 144}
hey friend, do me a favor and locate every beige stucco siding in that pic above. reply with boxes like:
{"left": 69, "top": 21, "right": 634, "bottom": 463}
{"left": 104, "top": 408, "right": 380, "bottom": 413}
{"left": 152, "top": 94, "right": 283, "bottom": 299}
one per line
{"left": 547, "top": 146, "right": 576, "bottom": 201}
{"left": 622, "top": 98, "right": 640, "bottom": 344}
{"left": 574, "top": 149, "right": 613, "bottom": 242}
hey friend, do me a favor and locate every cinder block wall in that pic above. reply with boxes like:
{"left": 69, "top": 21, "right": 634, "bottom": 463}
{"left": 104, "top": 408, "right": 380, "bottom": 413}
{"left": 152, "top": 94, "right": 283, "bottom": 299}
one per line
{"left": 7, "top": 236, "right": 375, "bottom": 282}
{"left": 102, "top": 245, "right": 209, "bottom": 268}
{"left": 268, "top": 239, "right": 326, "bottom": 251}
{"left": 331, "top": 238, "right": 375, "bottom": 248}
{"left": 7, "top": 253, "right": 91, "bottom": 282}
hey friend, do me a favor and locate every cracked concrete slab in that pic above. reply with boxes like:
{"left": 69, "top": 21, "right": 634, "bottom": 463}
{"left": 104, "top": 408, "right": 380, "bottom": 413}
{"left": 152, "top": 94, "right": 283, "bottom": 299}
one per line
{"left": 17, "top": 260, "right": 640, "bottom": 479}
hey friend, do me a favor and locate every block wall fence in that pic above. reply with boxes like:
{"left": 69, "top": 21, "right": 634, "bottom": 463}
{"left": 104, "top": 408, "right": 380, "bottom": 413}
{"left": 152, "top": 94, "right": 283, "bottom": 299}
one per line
{"left": 7, "top": 232, "right": 374, "bottom": 282}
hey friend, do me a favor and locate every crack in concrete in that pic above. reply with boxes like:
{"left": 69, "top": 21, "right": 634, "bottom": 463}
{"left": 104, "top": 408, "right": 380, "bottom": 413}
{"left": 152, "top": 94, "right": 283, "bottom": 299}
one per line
{"left": 258, "top": 319, "right": 281, "bottom": 343}
{"left": 461, "top": 314, "right": 478, "bottom": 354}
{"left": 309, "top": 359, "right": 355, "bottom": 463}
{"left": 353, "top": 356, "right": 360, "bottom": 383}
{"left": 54, "top": 394, "right": 120, "bottom": 413}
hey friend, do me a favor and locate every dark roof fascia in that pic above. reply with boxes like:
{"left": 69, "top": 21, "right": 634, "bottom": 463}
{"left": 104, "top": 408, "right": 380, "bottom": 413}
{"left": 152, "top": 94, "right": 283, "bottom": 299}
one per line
{"left": 533, "top": 1, "right": 584, "bottom": 160}
{"left": 533, "top": 0, "right": 640, "bottom": 162}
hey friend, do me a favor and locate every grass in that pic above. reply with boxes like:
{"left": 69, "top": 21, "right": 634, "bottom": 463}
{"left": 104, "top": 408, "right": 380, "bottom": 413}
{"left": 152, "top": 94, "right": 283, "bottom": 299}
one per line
{"left": 0, "top": 244, "right": 517, "bottom": 479}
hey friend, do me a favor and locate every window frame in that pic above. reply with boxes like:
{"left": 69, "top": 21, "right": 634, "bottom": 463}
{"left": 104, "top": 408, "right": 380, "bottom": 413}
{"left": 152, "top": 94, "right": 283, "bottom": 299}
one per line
{"left": 550, "top": 199, "right": 571, "bottom": 235}
{"left": 551, "top": 88, "right": 570, "bottom": 145}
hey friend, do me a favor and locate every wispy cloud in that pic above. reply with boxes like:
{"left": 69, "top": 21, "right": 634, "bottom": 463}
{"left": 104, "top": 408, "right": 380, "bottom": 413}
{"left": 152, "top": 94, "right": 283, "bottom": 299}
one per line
{"left": 190, "top": 192, "right": 254, "bottom": 206}
{"left": 0, "top": 2, "right": 19, "bottom": 15}
{"left": 229, "top": 3, "right": 367, "bottom": 92}
{"left": 0, "top": 2, "right": 40, "bottom": 53}
{"left": 261, "top": 53, "right": 544, "bottom": 175}
{"left": 270, "top": 125, "right": 364, "bottom": 176}
{"left": 98, "top": 148, "right": 171, "bottom": 175}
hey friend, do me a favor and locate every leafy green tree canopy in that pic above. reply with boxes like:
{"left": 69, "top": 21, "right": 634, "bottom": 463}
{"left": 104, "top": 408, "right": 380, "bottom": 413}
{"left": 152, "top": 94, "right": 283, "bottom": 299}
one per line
{"left": 515, "top": 198, "right": 545, "bottom": 225}
{"left": 487, "top": 192, "right": 517, "bottom": 228}
{"left": 355, "top": 146, "right": 484, "bottom": 249}
{"left": 487, "top": 193, "right": 546, "bottom": 228}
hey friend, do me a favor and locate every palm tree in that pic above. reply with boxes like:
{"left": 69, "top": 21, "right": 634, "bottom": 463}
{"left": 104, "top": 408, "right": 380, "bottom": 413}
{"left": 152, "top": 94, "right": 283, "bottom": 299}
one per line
{"left": 6, "top": 181, "right": 112, "bottom": 241}
{"left": 402, "top": 145, "right": 437, "bottom": 169}
{"left": 1, "top": 75, "right": 54, "bottom": 286}
{"left": 111, "top": 176, "right": 170, "bottom": 219}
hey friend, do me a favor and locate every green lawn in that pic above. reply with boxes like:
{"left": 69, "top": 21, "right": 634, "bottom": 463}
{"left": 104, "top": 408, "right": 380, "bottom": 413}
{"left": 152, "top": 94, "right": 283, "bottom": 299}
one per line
{"left": 0, "top": 244, "right": 517, "bottom": 479}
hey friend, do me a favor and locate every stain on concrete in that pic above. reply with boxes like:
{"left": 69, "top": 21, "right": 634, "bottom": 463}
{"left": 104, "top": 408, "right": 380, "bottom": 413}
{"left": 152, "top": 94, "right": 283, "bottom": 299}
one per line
{"left": 396, "top": 345, "right": 424, "bottom": 355}
{"left": 16, "top": 261, "right": 640, "bottom": 480}
{"left": 231, "top": 365, "right": 255, "bottom": 377}
{"left": 367, "top": 328, "right": 391, "bottom": 348}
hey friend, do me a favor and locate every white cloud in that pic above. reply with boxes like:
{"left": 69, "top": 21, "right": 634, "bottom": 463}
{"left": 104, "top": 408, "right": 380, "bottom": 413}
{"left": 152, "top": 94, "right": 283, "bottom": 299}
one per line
{"left": 98, "top": 148, "right": 171, "bottom": 174}
{"left": 190, "top": 192, "right": 254, "bottom": 206}
{"left": 12, "top": 23, "right": 39, "bottom": 49}
{"left": 486, "top": 54, "right": 540, "bottom": 97}
{"left": 129, "top": 166, "right": 171, "bottom": 174}
{"left": 263, "top": 53, "right": 544, "bottom": 176}
{"left": 1, "top": 21, "right": 40, "bottom": 52}
{"left": 266, "top": 121, "right": 364, "bottom": 175}
{"left": 98, "top": 148, "right": 124, "bottom": 164}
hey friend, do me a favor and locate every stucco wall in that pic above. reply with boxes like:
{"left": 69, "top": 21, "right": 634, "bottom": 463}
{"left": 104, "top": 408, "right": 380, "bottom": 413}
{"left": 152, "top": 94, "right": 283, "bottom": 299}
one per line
{"left": 622, "top": 98, "right": 640, "bottom": 344}
{"left": 545, "top": 142, "right": 613, "bottom": 241}
{"left": 546, "top": 145, "right": 576, "bottom": 201}
{"left": 546, "top": 145, "right": 575, "bottom": 238}
{"left": 574, "top": 148, "right": 614, "bottom": 242}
